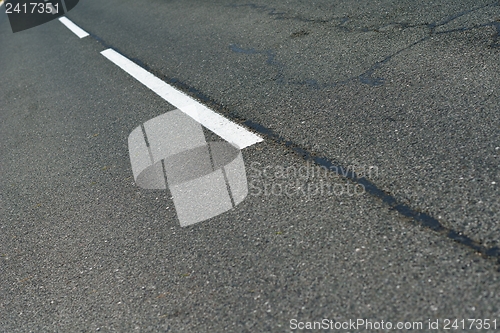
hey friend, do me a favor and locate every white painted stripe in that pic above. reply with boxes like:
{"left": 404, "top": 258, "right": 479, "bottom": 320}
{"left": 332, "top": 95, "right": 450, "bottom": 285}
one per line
{"left": 100, "top": 48, "right": 263, "bottom": 149}
{"left": 58, "top": 17, "right": 89, "bottom": 38}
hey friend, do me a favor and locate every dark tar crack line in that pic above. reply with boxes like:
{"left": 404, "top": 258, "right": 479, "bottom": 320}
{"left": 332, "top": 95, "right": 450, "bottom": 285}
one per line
{"left": 244, "top": 120, "right": 500, "bottom": 267}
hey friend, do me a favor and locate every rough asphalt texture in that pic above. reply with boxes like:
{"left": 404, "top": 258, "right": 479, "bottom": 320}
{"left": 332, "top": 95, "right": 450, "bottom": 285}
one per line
{"left": 1, "top": 0, "right": 499, "bottom": 332}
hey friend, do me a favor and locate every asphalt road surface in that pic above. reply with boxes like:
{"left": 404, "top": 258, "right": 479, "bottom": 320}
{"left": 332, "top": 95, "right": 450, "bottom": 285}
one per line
{"left": 1, "top": 0, "right": 499, "bottom": 332}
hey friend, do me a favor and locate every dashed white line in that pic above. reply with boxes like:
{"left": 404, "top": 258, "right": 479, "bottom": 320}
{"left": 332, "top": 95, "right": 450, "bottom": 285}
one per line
{"left": 100, "top": 48, "right": 263, "bottom": 149}
{"left": 58, "top": 17, "right": 89, "bottom": 38}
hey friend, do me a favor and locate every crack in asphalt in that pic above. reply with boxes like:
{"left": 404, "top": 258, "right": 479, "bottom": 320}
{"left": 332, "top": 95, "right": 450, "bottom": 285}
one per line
{"left": 241, "top": 120, "right": 500, "bottom": 268}
{"left": 228, "top": 3, "right": 332, "bottom": 23}
{"left": 229, "top": 1, "right": 500, "bottom": 89}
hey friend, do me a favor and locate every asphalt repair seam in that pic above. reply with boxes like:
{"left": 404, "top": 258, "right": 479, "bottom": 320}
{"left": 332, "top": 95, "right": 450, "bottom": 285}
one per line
{"left": 58, "top": 16, "right": 500, "bottom": 269}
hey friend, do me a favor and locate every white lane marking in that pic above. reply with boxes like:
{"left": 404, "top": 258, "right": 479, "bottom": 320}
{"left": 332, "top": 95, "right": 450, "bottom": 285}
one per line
{"left": 58, "top": 17, "right": 89, "bottom": 38}
{"left": 100, "top": 48, "right": 263, "bottom": 149}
